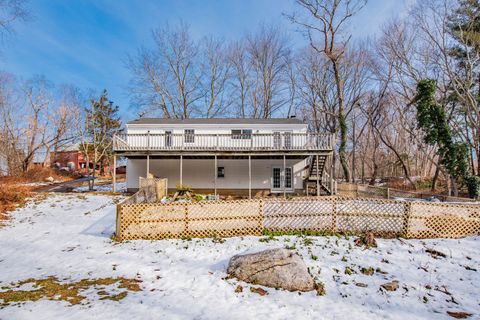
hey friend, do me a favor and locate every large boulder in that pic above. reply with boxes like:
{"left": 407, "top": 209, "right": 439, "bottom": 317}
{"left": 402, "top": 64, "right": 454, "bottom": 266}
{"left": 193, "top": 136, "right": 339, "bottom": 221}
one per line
{"left": 227, "top": 248, "right": 316, "bottom": 292}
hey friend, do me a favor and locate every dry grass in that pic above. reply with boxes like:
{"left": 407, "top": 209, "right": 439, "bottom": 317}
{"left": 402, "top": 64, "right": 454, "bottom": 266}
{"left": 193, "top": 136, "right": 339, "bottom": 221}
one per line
{"left": 0, "top": 183, "right": 31, "bottom": 222}
{"left": 0, "top": 276, "right": 142, "bottom": 307}
{"left": 0, "top": 167, "right": 81, "bottom": 221}
{"left": 0, "top": 167, "right": 78, "bottom": 185}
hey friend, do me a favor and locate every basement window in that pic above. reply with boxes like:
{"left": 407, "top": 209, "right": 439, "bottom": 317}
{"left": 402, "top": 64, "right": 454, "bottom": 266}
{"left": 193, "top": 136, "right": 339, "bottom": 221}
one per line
{"left": 217, "top": 166, "right": 225, "bottom": 178}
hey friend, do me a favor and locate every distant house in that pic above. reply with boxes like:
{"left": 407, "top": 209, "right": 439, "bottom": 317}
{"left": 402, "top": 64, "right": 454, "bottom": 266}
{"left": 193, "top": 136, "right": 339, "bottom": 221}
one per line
{"left": 50, "top": 144, "right": 86, "bottom": 172}
{"left": 112, "top": 118, "right": 335, "bottom": 196}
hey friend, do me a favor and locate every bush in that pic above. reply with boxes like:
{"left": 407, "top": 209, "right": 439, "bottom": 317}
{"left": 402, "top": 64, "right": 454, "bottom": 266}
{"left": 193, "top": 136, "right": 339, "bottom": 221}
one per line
{"left": 465, "top": 176, "right": 480, "bottom": 200}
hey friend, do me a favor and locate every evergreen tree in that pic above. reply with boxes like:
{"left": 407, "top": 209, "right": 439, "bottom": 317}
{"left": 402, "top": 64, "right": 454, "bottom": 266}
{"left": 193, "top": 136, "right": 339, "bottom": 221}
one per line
{"left": 82, "top": 90, "right": 121, "bottom": 188}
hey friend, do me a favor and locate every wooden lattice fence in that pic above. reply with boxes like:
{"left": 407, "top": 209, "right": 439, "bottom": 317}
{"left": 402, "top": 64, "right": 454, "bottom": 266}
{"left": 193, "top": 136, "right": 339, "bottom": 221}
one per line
{"left": 115, "top": 196, "right": 480, "bottom": 241}
{"left": 337, "top": 182, "right": 475, "bottom": 202}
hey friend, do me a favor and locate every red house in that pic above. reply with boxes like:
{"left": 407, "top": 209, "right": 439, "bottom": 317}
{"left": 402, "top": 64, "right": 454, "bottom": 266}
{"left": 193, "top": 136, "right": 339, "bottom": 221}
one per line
{"left": 50, "top": 144, "right": 87, "bottom": 172}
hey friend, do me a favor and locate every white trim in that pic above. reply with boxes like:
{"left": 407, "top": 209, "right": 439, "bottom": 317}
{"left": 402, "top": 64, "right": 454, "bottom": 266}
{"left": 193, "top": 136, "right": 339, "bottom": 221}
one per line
{"left": 271, "top": 166, "right": 294, "bottom": 192}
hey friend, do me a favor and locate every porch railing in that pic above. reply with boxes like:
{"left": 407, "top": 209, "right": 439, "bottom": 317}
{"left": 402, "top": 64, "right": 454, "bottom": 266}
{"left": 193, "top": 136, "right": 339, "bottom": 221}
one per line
{"left": 113, "top": 133, "right": 334, "bottom": 152}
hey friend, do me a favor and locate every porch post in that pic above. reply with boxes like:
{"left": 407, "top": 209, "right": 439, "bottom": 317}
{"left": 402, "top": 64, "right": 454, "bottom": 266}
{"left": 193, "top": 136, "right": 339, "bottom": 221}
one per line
{"left": 248, "top": 155, "right": 252, "bottom": 199}
{"left": 283, "top": 155, "right": 286, "bottom": 198}
{"left": 180, "top": 155, "right": 183, "bottom": 186}
{"left": 146, "top": 130, "right": 151, "bottom": 177}
{"left": 214, "top": 155, "right": 217, "bottom": 197}
{"left": 316, "top": 154, "right": 320, "bottom": 197}
{"left": 330, "top": 154, "right": 335, "bottom": 195}
{"left": 112, "top": 154, "right": 117, "bottom": 193}
{"left": 146, "top": 154, "right": 150, "bottom": 177}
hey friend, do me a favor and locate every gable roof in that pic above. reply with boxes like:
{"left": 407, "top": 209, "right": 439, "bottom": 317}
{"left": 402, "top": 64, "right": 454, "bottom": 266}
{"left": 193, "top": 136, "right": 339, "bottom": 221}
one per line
{"left": 127, "top": 118, "right": 305, "bottom": 125}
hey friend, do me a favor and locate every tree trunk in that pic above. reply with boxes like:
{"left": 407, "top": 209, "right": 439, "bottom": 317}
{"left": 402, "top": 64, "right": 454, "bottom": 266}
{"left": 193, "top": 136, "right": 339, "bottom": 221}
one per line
{"left": 431, "top": 164, "right": 440, "bottom": 192}
{"left": 369, "top": 163, "right": 378, "bottom": 186}
{"left": 451, "top": 176, "right": 458, "bottom": 197}
{"left": 332, "top": 60, "right": 350, "bottom": 182}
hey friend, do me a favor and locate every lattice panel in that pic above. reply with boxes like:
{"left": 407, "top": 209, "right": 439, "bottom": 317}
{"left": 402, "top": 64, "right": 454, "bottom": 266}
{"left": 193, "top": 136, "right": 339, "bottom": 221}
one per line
{"left": 117, "top": 200, "right": 263, "bottom": 240}
{"left": 263, "top": 198, "right": 334, "bottom": 231}
{"left": 335, "top": 198, "right": 405, "bottom": 234}
{"left": 407, "top": 202, "right": 480, "bottom": 239}
{"left": 116, "top": 196, "right": 480, "bottom": 240}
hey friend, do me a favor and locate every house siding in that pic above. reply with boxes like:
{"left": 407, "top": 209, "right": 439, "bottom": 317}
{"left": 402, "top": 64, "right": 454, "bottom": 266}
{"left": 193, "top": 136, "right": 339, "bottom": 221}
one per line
{"left": 126, "top": 158, "right": 307, "bottom": 192}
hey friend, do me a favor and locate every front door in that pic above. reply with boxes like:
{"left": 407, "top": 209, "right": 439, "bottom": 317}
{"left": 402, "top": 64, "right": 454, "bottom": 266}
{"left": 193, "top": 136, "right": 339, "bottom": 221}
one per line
{"left": 272, "top": 167, "right": 282, "bottom": 190}
{"left": 271, "top": 167, "right": 293, "bottom": 192}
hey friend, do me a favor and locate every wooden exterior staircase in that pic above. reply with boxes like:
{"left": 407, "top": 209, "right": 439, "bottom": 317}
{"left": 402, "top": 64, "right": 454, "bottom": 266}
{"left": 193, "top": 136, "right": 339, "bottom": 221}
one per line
{"left": 305, "top": 155, "right": 333, "bottom": 195}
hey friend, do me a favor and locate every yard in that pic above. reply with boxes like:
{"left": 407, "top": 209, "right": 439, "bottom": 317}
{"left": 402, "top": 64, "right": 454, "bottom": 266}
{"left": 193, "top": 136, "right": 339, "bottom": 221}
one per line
{"left": 0, "top": 191, "right": 478, "bottom": 319}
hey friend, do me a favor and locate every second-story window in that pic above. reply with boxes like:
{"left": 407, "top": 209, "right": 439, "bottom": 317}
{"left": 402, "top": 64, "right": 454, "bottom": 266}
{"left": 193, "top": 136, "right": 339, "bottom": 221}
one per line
{"left": 231, "top": 129, "right": 252, "bottom": 139}
{"left": 184, "top": 129, "right": 195, "bottom": 143}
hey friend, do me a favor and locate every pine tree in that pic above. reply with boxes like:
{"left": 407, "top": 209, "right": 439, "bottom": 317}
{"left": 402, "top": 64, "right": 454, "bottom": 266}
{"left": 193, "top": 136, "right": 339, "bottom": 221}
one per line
{"left": 82, "top": 90, "right": 121, "bottom": 189}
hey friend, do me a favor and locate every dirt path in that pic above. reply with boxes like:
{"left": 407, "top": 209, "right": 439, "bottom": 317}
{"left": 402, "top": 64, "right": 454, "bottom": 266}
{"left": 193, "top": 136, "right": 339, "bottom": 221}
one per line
{"left": 34, "top": 176, "right": 96, "bottom": 193}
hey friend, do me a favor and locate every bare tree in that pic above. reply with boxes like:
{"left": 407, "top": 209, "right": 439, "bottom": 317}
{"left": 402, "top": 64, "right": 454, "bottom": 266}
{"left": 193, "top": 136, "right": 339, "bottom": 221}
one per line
{"left": 0, "top": 72, "right": 22, "bottom": 175}
{"left": 0, "top": 0, "right": 29, "bottom": 41}
{"left": 287, "top": 0, "right": 367, "bottom": 182}
{"left": 246, "top": 25, "right": 291, "bottom": 118}
{"left": 201, "top": 37, "right": 231, "bottom": 118}
{"left": 228, "top": 40, "right": 251, "bottom": 118}
{"left": 127, "top": 22, "right": 202, "bottom": 118}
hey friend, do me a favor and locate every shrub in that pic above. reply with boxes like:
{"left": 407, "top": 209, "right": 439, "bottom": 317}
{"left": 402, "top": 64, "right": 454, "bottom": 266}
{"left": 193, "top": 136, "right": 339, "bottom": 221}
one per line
{"left": 465, "top": 176, "right": 480, "bottom": 200}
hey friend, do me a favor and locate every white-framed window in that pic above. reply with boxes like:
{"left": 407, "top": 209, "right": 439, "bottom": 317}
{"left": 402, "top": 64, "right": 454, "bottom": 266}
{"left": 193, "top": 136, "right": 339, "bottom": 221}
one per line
{"left": 271, "top": 166, "right": 293, "bottom": 191}
{"left": 165, "top": 130, "right": 172, "bottom": 147}
{"left": 184, "top": 129, "right": 195, "bottom": 143}
{"left": 273, "top": 132, "right": 281, "bottom": 149}
{"left": 231, "top": 129, "right": 252, "bottom": 139}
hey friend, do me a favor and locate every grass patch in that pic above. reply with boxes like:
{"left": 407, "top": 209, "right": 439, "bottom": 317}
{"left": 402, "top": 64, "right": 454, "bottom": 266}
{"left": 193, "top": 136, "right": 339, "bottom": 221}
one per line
{"left": 262, "top": 229, "right": 354, "bottom": 238}
{"left": 0, "top": 276, "right": 142, "bottom": 307}
{"left": 259, "top": 235, "right": 278, "bottom": 243}
{"left": 360, "top": 267, "right": 374, "bottom": 276}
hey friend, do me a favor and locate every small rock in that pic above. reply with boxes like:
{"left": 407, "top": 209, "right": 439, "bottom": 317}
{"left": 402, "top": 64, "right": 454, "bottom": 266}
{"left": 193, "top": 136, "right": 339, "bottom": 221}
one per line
{"left": 447, "top": 311, "right": 472, "bottom": 319}
{"left": 426, "top": 248, "right": 447, "bottom": 259}
{"left": 381, "top": 280, "right": 399, "bottom": 291}
{"left": 355, "top": 282, "right": 368, "bottom": 288}
{"left": 315, "top": 282, "right": 326, "bottom": 296}
{"left": 45, "top": 176, "right": 54, "bottom": 183}
{"left": 235, "top": 285, "right": 243, "bottom": 293}
{"left": 250, "top": 287, "right": 268, "bottom": 296}
{"left": 354, "top": 232, "right": 377, "bottom": 248}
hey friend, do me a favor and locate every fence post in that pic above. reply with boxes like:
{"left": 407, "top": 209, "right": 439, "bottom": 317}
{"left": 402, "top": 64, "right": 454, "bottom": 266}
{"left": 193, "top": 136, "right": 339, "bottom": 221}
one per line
{"left": 332, "top": 197, "right": 337, "bottom": 232}
{"left": 386, "top": 188, "right": 390, "bottom": 199}
{"left": 258, "top": 199, "right": 264, "bottom": 235}
{"left": 402, "top": 202, "right": 412, "bottom": 238}
{"left": 115, "top": 204, "right": 122, "bottom": 241}
{"left": 184, "top": 203, "right": 189, "bottom": 237}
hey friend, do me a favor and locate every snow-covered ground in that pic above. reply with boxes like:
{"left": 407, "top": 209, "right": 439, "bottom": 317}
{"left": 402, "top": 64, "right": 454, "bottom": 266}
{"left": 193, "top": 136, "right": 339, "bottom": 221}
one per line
{"left": 0, "top": 193, "right": 478, "bottom": 320}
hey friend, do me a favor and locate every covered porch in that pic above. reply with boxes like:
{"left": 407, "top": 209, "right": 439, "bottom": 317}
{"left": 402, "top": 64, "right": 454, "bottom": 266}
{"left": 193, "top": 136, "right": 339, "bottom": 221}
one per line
{"left": 112, "top": 153, "right": 333, "bottom": 198}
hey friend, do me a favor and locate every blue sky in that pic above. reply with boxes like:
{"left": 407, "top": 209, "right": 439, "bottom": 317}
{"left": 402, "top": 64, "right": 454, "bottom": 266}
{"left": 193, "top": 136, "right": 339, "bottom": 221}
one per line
{"left": 0, "top": 0, "right": 411, "bottom": 121}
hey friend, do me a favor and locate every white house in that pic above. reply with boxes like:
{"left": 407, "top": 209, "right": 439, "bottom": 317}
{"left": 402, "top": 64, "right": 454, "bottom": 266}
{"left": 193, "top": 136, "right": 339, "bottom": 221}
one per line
{"left": 112, "top": 118, "right": 334, "bottom": 197}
